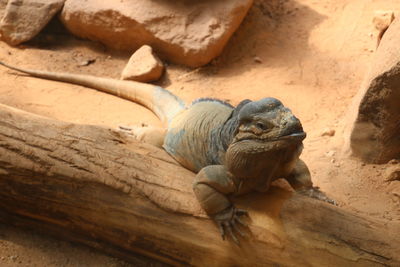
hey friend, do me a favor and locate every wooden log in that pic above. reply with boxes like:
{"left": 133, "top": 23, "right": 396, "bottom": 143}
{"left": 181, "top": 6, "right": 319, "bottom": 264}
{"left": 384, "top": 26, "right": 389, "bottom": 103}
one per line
{"left": 0, "top": 103, "right": 399, "bottom": 266}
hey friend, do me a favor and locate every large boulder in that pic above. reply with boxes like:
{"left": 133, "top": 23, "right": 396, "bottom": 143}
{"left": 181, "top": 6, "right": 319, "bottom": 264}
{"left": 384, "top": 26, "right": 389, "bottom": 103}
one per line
{"left": 59, "top": 0, "right": 253, "bottom": 67}
{"left": 0, "top": 0, "right": 65, "bottom": 45}
{"left": 347, "top": 17, "right": 400, "bottom": 163}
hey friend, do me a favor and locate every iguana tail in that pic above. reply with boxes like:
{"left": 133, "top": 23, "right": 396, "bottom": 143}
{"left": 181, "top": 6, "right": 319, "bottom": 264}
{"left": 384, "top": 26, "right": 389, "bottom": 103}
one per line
{"left": 0, "top": 61, "right": 185, "bottom": 126}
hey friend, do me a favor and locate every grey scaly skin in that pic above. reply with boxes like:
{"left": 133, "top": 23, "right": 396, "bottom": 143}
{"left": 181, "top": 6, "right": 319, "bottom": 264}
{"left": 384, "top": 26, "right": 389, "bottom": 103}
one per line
{"left": 0, "top": 61, "right": 318, "bottom": 243}
{"left": 167, "top": 98, "right": 311, "bottom": 242}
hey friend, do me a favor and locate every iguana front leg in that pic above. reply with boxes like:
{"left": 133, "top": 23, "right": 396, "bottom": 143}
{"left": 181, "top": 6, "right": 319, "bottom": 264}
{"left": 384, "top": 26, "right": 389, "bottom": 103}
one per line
{"left": 285, "top": 159, "right": 313, "bottom": 190}
{"left": 285, "top": 159, "right": 337, "bottom": 205}
{"left": 193, "top": 165, "right": 248, "bottom": 243}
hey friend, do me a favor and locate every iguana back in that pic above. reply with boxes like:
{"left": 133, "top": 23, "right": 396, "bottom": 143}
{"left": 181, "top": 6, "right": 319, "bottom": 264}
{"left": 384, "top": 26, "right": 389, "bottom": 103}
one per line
{"left": 164, "top": 101, "right": 234, "bottom": 172}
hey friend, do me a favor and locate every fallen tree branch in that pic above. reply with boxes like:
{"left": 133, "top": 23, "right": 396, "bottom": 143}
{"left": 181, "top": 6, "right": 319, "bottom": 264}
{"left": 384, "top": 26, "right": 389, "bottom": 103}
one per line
{"left": 0, "top": 103, "right": 399, "bottom": 266}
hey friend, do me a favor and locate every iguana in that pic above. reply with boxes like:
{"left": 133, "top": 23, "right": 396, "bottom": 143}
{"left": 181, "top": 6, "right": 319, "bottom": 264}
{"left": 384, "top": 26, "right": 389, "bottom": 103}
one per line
{"left": 0, "top": 61, "right": 316, "bottom": 243}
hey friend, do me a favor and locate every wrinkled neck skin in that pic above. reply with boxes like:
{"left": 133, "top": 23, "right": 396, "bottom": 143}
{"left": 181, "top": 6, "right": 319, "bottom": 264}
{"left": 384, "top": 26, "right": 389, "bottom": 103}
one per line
{"left": 216, "top": 99, "right": 252, "bottom": 151}
{"left": 225, "top": 139, "right": 302, "bottom": 179}
{"left": 206, "top": 101, "right": 246, "bottom": 165}
{"left": 218, "top": 111, "right": 240, "bottom": 151}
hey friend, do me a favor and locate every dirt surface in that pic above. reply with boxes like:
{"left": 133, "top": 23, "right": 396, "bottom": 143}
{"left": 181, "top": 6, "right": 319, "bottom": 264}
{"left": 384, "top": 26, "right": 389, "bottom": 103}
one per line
{"left": 0, "top": 0, "right": 400, "bottom": 266}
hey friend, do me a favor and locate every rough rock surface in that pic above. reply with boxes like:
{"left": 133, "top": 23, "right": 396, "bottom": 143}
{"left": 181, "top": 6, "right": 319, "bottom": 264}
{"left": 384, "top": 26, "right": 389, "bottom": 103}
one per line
{"left": 0, "top": 0, "right": 65, "bottom": 46}
{"left": 347, "top": 17, "right": 400, "bottom": 163}
{"left": 121, "top": 45, "right": 164, "bottom": 82}
{"left": 373, "top": 10, "right": 395, "bottom": 32}
{"left": 373, "top": 10, "right": 395, "bottom": 48}
{"left": 0, "top": 0, "right": 8, "bottom": 20}
{"left": 60, "top": 0, "right": 253, "bottom": 67}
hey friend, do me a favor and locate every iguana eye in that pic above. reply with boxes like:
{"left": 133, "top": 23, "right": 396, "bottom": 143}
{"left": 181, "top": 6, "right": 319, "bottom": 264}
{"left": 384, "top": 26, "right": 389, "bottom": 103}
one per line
{"left": 256, "top": 122, "right": 268, "bottom": 130}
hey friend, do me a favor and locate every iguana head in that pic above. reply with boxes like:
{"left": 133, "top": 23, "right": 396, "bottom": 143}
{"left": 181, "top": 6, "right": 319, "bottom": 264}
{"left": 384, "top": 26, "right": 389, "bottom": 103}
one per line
{"left": 233, "top": 98, "right": 305, "bottom": 144}
{"left": 225, "top": 98, "right": 305, "bottom": 179}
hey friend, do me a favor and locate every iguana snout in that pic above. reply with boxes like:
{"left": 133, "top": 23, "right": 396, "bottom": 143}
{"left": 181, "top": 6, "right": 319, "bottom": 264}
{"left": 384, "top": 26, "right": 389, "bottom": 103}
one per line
{"left": 277, "top": 112, "right": 305, "bottom": 141}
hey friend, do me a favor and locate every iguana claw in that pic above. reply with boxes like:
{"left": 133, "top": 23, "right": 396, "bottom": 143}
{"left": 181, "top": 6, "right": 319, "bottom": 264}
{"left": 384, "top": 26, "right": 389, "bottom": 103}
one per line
{"left": 300, "top": 187, "right": 337, "bottom": 206}
{"left": 213, "top": 206, "right": 248, "bottom": 244}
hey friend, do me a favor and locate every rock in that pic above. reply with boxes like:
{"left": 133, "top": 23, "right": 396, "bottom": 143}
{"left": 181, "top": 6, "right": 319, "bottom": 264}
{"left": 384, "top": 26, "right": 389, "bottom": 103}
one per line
{"left": 346, "top": 17, "right": 400, "bottom": 163}
{"left": 0, "top": 0, "right": 8, "bottom": 20}
{"left": 59, "top": 0, "right": 253, "bottom": 67}
{"left": 121, "top": 45, "right": 164, "bottom": 82}
{"left": 321, "top": 128, "right": 335, "bottom": 137}
{"left": 253, "top": 56, "right": 263, "bottom": 63}
{"left": 372, "top": 10, "right": 395, "bottom": 47}
{"left": 0, "top": 0, "right": 65, "bottom": 46}
{"left": 77, "top": 58, "right": 96, "bottom": 67}
{"left": 326, "top": 150, "right": 336, "bottom": 157}
{"left": 373, "top": 10, "right": 395, "bottom": 31}
{"left": 388, "top": 159, "right": 400, "bottom": 165}
{"left": 385, "top": 165, "right": 400, "bottom": 182}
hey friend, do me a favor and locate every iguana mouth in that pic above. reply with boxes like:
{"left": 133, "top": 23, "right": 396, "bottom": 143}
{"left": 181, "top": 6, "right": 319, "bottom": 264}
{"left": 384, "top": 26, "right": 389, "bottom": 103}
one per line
{"left": 233, "top": 131, "right": 306, "bottom": 143}
{"left": 277, "top": 132, "right": 306, "bottom": 140}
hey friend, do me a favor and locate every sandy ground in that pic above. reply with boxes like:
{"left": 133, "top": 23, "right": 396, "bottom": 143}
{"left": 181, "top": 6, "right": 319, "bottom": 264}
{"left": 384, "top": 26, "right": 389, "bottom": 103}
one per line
{"left": 0, "top": 0, "right": 400, "bottom": 266}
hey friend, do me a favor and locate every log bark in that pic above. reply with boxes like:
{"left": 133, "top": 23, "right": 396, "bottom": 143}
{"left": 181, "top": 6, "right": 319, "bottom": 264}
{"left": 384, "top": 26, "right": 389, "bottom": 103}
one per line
{"left": 0, "top": 103, "right": 399, "bottom": 266}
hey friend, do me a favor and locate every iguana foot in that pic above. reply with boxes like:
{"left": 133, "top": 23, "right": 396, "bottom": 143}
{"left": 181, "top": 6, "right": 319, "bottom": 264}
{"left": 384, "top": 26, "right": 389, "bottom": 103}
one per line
{"left": 213, "top": 206, "right": 249, "bottom": 244}
{"left": 117, "top": 125, "right": 166, "bottom": 148}
{"left": 299, "top": 187, "right": 337, "bottom": 206}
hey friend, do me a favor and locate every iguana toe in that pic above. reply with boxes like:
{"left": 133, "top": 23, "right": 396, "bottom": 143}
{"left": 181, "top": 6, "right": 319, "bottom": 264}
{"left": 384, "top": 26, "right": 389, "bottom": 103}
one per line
{"left": 213, "top": 206, "right": 249, "bottom": 244}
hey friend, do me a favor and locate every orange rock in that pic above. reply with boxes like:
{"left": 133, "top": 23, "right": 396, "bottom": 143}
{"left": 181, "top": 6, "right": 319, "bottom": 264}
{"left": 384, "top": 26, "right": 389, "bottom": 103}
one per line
{"left": 347, "top": 17, "right": 400, "bottom": 163}
{"left": 121, "top": 45, "right": 164, "bottom": 83}
{"left": 0, "top": 0, "right": 65, "bottom": 45}
{"left": 372, "top": 10, "right": 395, "bottom": 31}
{"left": 372, "top": 10, "right": 395, "bottom": 47}
{"left": 59, "top": 0, "right": 253, "bottom": 67}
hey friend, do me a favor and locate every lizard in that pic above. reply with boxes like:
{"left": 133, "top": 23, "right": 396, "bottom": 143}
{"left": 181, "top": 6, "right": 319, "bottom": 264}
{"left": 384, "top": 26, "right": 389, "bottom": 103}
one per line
{"left": 0, "top": 61, "right": 318, "bottom": 243}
